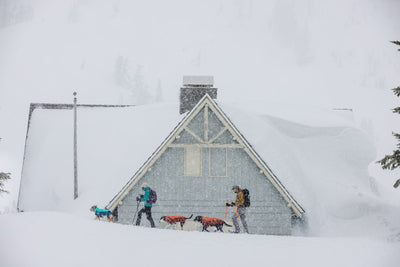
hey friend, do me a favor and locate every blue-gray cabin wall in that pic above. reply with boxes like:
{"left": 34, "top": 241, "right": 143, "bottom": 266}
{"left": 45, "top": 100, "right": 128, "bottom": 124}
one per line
{"left": 117, "top": 146, "right": 292, "bottom": 235}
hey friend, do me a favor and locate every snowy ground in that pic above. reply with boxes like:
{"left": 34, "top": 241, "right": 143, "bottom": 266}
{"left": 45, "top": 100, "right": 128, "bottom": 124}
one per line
{"left": 1, "top": 212, "right": 399, "bottom": 267}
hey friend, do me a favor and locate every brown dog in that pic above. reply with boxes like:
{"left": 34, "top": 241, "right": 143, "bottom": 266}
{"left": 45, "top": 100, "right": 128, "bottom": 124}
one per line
{"left": 193, "top": 215, "right": 232, "bottom": 232}
{"left": 160, "top": 214, "right": 193, "bottom": 230}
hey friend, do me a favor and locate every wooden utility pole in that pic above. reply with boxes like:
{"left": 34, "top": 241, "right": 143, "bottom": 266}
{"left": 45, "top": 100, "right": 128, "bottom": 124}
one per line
{"left": 73, "top": 92, "right": 78, "bottom": 199}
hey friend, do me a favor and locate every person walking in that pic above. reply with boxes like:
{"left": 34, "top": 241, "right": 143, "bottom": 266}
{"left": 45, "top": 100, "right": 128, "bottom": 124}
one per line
{"left": 227, "top": 185, "right": 249, "bottom": 233}
{"left": 135, "top": 183, "right": 155, "bottom": 228}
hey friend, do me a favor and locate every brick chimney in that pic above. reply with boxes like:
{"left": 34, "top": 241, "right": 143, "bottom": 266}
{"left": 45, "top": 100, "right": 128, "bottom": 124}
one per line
{"left": 179, "top": 75, "right": 217, "bottom": 114}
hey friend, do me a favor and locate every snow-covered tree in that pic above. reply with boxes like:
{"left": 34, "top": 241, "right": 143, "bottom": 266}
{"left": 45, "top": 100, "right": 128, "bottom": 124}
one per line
{"left": 377, "top": 41, "right": 400, "bottom": 188}
{"left": 114, "top": 56, "right": 152, "bottom": 105}
{"left": 0, "top": 0, "right": 33, "bottom": 28}
{"left": 155, "top": 79, "right": 163, "bottom": 102}
{"left": 0, "top": 138, "right": 10, "bottom": 194}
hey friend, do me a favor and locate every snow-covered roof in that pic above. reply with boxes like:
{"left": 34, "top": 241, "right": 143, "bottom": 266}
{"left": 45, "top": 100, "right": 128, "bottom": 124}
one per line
{"left": 18, "top": 98, "right": 377, "bottom": 232}
{"left": 18, "top": 103, "right": 183, "bottom": 214}
{"left": 183, "top": 76, "right": 214, "bottom": 86}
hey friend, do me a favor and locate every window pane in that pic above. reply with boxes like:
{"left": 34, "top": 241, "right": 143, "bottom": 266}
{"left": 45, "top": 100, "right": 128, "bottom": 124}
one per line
{"left": 184, "top": 146, "right": 202, "bottom": 176}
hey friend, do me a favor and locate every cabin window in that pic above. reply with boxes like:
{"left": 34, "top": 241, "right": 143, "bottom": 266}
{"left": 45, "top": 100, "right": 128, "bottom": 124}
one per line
{"left": 184, "top": 146, "right": 202, "bottom": 177}
{"left": 209, "top": 148, "right": 227, "bottom": 177}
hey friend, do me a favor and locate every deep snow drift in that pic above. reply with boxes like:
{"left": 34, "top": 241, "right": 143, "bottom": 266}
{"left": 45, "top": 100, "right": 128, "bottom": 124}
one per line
{"left": 1, "top": 212, "right": 399, "bottom": 267}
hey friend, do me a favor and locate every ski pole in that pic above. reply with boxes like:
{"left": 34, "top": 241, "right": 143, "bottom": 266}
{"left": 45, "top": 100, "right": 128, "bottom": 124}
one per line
{"left": 225, "top": 201, "right": 228, "bottom": 221}
{"left": 132, "top": 199, "right": 140, "bottom": 224}
{"left": 232, "top": 205, "right": 241, "bottom": 220}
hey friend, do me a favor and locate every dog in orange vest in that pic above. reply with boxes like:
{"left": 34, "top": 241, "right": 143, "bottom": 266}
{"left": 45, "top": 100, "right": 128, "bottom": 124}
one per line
{"left": 160, "top": 214, "right": 193, "bottom": 230}
{"left": 193, "top": 216, "right": 232, "bottom": 232}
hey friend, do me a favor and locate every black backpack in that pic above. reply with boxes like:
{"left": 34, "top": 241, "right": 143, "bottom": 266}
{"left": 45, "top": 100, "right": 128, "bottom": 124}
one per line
{"left": 148, "top": 189, "right": 157, "bottom": 204}
{"left": 242, "top": 188, "right": 250, "bottom": 207}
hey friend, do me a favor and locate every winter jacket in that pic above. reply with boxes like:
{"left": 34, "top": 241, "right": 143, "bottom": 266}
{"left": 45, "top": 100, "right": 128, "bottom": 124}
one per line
{"left": 141, "top": 187, "right": 152, "bottom": 207}
{"left": 235, "top": 190, "right": 245, "bottom": 209}
{"left": 94, "top": 207, "right": 111, "bottom": 217}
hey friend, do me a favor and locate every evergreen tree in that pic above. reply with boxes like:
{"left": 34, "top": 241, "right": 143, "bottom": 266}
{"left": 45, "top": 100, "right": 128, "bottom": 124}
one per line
{"left": 392, "top": 41, "right": 400, "bottom": 51}
{"left": 377, "top": 41, "right": 400, "bottom": 188}
{"left": 0, "top": 138, "right": 11, "bottom": 194}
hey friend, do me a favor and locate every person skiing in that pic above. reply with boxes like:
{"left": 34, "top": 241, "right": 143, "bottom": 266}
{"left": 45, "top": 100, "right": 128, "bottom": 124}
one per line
{"left": 135, "top": 183, "right": 155, "bottom": 228}
{"left": 227, "top": 185, "right": 249, "bottom": 233}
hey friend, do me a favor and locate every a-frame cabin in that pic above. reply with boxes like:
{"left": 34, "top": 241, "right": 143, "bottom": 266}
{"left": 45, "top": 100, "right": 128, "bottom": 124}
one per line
{"left": 107, "top": 94, "right": 304, "bottom": 235}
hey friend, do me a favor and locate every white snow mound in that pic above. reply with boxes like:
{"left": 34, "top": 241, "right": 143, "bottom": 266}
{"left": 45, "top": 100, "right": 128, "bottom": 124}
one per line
{"left": 0, "top": 212, "right": 399, "bottom": 267}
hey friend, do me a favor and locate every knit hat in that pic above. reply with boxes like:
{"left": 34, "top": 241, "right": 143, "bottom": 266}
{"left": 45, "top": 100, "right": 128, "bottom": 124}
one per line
{"left": 232, "top": 185, "right": 240, "bottom": 190}
{"left": 141, "top": 183, "right": 149, "bottom": 189}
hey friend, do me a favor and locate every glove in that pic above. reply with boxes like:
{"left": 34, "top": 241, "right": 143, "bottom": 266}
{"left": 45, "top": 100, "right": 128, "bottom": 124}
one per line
{"left": 226, "top": 203, "right": 230, "bottom": 207}
{"left": 140, "top": 194, "right": 144, "bottom": 198}
{"left": 231, "top": 202, "right": 236, "bottom": 206}
{"left": 136, "top": 196, "right": 141, "bottom": 201}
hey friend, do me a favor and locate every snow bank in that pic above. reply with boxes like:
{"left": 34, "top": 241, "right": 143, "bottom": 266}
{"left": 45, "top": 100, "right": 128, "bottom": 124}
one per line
{"left": 221, "top": 102, "right": 400, "bottom": 236}
{"left": 0, "top": 212, "right": 399, "bottom": 267}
